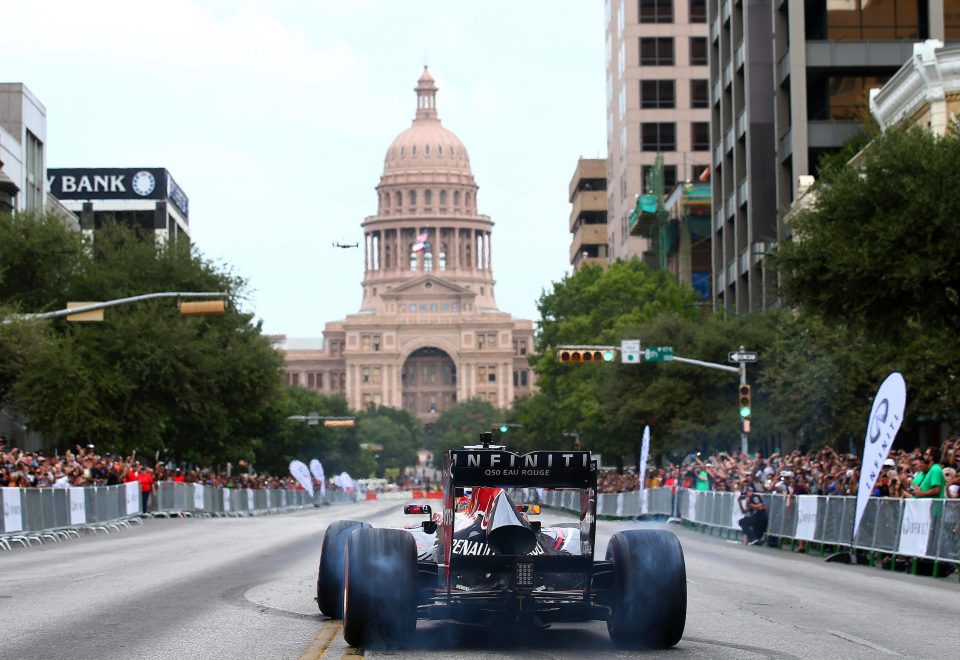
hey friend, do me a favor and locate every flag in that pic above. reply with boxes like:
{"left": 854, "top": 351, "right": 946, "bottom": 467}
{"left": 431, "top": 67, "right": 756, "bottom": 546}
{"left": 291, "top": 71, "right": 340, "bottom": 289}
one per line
{"left": 698, "top": 165, "right": 711, "bottom": 182}
{"left": 289, "top": 459, "right": 314, "bottom": 496}
{"left": 639, "top": 426, "right": 650, "bottom": 491}
{"left": 412, "top": 231, "right": 429, "bottom": 252}
{"left": 853, "top": 372, "right": 906, "bottom": 540}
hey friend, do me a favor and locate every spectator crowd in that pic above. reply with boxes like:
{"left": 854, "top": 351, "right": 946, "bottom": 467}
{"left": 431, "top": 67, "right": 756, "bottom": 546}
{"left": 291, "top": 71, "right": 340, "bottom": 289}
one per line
{"left": 597, "top": 438, "right": 960, "bottom": 500}
{"left": 0, "top": 437, "right": 304, "bottom": 495}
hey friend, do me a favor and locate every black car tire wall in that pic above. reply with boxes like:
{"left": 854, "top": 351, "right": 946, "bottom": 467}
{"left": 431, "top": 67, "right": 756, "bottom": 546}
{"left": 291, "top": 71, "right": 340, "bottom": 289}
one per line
{"left": 317, "top": 520, "right": 371, "bottom": 618}
{"left": 606, "top": 529, "right": 686, "bottom": 649}
{"left": 342, "top": 528, "right": 418, "bottom": 648}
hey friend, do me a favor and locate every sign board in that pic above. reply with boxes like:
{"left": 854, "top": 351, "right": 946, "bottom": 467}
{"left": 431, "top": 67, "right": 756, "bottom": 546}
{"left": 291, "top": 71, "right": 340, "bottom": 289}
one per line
{"left": 728, "top": 351, "right": 758, "bottom": 363}
{"left": 621, "top": 339, "right": 641, "bottom": 364}
{"left": 66, "top": 302, "right": 104, "bottom": 322}
{"left": 47, "top": 167, "right": 190, "bottom": 219}
{"left": 643, "top": 346, "right": 674, "bottom": 362}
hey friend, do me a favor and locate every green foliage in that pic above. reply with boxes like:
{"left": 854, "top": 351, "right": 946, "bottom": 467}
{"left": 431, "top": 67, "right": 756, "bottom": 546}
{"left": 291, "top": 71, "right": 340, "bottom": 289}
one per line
{"left": 3, "top": 220, "right": 286, "bottom": 465}
{"left": 356, "top": 405, "right": 423, "bottom": 477}
{"left": 0, "top": 210, "right": 84, "bottom": 313}
{"left": 266, "top": 388, "right": 376, "bottom": 478}
{"left": 774, "top": 127, "right": 960, "bottom": 430}
{"left": 427, "top": 398, "right": 501, "bottom": 466}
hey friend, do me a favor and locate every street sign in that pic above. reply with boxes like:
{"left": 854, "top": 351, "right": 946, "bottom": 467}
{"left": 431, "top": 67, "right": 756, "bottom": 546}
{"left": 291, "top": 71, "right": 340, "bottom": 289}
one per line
{"left": 643, "top": 346, "right": 674, "bottom": 362}
{"left": 728, "top": 351, "right": 758, "bottom": 363}
{"left": 621, "top": 339, "right": 641, "bottom": 364}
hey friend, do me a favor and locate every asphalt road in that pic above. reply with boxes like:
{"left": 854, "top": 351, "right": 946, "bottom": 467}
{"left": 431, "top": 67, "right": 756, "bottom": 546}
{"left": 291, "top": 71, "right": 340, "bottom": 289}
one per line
{"left": 1, "top": 499, "right": 957, "bottom": 660}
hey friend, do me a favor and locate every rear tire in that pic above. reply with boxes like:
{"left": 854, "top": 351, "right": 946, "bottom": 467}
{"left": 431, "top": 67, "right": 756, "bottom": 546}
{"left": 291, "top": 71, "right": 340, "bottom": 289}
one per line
{"left": 317, "top": 520, "right": 370, "bottom": 618}
{"left": 606, "top": 529, "right": 686, "bottom": 649}
{"left": 342, "top": 528, "right": 417, "bottom": 648}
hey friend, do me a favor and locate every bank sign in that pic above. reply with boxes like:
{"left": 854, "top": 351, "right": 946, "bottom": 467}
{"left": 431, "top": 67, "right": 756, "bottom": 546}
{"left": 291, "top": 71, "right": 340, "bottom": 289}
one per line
{"left": 47, "top": 168, "right": 189, "bottom": 219}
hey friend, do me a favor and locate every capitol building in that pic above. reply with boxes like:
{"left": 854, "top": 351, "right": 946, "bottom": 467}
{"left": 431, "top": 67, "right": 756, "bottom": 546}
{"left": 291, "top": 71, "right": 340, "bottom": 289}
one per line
{"left": 279, "top": 68, "right": 536, "bottom": 421}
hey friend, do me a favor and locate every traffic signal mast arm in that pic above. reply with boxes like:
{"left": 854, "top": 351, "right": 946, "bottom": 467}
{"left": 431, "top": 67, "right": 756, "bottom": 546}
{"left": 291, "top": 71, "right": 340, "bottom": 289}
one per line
{"left": 6, "top": 291, "right": 229, "bottom": 322}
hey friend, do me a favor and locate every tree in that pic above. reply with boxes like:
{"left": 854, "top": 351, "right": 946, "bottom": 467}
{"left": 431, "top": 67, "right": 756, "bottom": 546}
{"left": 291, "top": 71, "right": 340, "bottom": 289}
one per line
{"left": 7, "top": 222, "right": 286, "bottom": 463}
{"left": 356, "top": 405, "right": 423, "bottom": 477}
{"left": 774, "top": 127, "right": 960, "bottom": 430}
{"left": 428, "top": 398, "right": 500, "bottom": 466}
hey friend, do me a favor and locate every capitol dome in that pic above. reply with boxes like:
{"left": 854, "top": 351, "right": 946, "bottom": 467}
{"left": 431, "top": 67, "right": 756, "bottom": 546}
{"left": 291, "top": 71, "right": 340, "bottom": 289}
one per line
{"left": 382, "top": 67, "right": 472, "bottom": 176}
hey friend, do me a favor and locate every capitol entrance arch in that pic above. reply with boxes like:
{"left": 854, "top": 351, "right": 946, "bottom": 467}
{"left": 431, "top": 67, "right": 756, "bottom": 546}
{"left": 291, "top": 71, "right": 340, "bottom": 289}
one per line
{"left": 401, "top": 347, "right": 457, "bottom": 419}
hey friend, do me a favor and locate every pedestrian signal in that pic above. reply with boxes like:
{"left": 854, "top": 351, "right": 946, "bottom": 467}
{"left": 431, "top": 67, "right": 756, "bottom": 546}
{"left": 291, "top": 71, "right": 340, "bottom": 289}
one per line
{"left": 738, "top": 384, "right": 752, "bottom": 418}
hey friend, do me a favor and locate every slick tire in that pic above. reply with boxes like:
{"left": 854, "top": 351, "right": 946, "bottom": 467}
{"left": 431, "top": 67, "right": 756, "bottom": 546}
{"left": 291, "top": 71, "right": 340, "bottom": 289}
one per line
{"left": 342, "top": 527, "right": 417, "bottom": 648}
{"left": 606, "top": 529, "right": 686, "bottom": 649}
{"left": 317, "top": 520, "right": 370, "bottom": 618}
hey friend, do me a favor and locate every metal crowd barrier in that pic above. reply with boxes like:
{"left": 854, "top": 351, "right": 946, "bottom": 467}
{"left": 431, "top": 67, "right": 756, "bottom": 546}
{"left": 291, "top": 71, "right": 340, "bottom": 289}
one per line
{"left": 1, "top": 483, "right": 143, "bottom": 549}
{"left": 1, "top": 482, "right": 356, "bottom": 550}
{"left": 669, "top": 488, "right": 959, "bottom": 566}
{"left": 511, "top": 485, "right": 959, "bottom": 566}
{"left": 148, "top": 482, "right": 318, "bottom": 518}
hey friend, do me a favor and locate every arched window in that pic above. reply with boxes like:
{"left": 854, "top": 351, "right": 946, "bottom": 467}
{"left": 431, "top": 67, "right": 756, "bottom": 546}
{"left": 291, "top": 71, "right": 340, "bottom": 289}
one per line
{"left": 409, "top": 190, "right": 417, "bottom": 206}
{"left": 395, "top": 191, "right": 402, "bottom": 207}
{"left": 425, "top": 145, "right": 430, "bottom": 156}
{"left": 438, "top": 145, "right": 443, "bottom": 155}
{"left": 424, "top": 190, "right": 432, "bottom": 206}
{"left": 454, "top": 190, "right": 461, "bottom": 207}
{"left": 439, "top": 190, "right": 447, "bottom": 206}
{"left": 412, "top": 145, "right": 417, "bottom": 156}
{"left": 465, "top": 192, "right": 472, "bottom": 210}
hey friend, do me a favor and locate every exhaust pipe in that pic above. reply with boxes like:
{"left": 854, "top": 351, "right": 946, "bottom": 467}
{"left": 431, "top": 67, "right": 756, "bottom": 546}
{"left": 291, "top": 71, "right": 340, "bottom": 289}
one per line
{"left": 485, "top": 491, "right": 537, "bottom": 555}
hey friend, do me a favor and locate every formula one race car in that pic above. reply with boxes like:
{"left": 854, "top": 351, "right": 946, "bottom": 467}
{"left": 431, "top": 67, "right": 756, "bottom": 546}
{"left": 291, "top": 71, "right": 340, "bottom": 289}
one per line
{"left": 316, "top": 434, "right": 687, "bottom": 649}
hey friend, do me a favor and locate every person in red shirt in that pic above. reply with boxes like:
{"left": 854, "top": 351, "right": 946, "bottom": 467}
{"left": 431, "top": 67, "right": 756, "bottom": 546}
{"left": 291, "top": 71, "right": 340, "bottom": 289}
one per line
{"left": 138, "top": 467, "right": 154, "bottom": 513}
{"left": 171, "top": 468, "right": 186, "bottom": 483}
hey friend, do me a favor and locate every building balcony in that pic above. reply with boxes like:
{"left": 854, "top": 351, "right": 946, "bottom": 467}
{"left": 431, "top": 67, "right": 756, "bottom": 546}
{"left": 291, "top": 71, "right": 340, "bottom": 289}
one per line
{"left": 568, "top": 190, "right": 607, "bottom": 231}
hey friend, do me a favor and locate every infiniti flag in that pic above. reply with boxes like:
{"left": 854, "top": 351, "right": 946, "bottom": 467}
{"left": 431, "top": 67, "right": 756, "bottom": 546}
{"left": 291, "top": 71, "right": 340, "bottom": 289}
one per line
{"left": 309, "top": 459, "right": 326, "bottom": 497}
{"left": 853, "top": 373, "right": 906, "bottom": 540}
{"left": 289, "top": 460, "right": 314, "bottom": 497}
{"left": 639, "top": 426, "right": 651, "bottom": 491}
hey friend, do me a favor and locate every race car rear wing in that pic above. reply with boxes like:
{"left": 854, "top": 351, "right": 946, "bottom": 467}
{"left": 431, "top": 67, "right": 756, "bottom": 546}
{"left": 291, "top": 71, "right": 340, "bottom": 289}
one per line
{"left": 448, "top": 449, "right": 597, "bottom": 488}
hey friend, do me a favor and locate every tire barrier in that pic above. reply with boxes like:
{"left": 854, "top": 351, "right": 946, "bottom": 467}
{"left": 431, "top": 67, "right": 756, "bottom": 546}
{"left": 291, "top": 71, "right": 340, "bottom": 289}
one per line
{"left": 511, "top": 486, "right": 959, "bottom": 566}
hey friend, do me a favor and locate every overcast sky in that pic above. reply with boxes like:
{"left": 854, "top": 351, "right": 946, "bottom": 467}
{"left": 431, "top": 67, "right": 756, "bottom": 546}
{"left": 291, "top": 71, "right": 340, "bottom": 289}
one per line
{"left": 4, "top": 1, "right": 607, "bottom": 337}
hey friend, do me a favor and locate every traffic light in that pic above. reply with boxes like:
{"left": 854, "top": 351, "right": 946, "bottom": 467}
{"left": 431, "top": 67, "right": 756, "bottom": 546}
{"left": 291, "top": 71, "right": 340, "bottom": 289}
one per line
{"left": 179, "top": 300, "right": 226, "bottom": 316}
{"left": 323, "top": 418, "right": 355, "bottom": 428}
{"left": 557, "top": 347, "right": 618, "bottom": 363}
{"left": 499, "top": 425, "right": 509, "bottom": 433}
{"left": 738, "top": 384, "right": 752, "bottom": 418}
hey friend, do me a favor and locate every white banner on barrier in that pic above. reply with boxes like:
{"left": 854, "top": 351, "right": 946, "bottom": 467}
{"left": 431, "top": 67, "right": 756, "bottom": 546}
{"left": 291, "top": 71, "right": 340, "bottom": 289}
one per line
{"left": 686, "top": 493, "right": 697, "bottom": 522}
{"left": 898, "top": 498, "right": 932, "bottom": 557}
{"left": 194, "top": 483, "right": 205, "bottom": 510}
{"left": 69, "top": 487, "right": 86, "bottom": 525}
{"left": 124, "top": 481, "right": 140, "bottom": 515}
{"left": 795, "top": 495, "right": 818, "bottom": 541}
{"left": 247, "top": 488, "right": 254, "bottom": 509}
{"left": 2, "top": 487, "right": 23, "bottom": 532}
{"left": 223, "top": 488, "right": 231, "bottom": 512}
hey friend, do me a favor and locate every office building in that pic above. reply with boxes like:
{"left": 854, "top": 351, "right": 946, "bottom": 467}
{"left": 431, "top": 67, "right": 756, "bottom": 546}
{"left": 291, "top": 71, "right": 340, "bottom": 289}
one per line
{"left": 48, "top": 167, "right": 190, "bottom": 243}
{"left": 708, "top": 0, "right": 777, "bottom": 314}
{"left": 606, "top": 0, "right": 712, "bottom": 262}
{"left": 569, "top": 158, "right": 609, "bottom": 271}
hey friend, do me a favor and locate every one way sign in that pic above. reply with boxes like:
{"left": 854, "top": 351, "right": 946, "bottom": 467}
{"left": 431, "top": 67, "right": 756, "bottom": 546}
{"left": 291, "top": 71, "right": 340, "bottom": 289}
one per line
{"left": 728, "top": 351, "right": 758, "bottom": 363}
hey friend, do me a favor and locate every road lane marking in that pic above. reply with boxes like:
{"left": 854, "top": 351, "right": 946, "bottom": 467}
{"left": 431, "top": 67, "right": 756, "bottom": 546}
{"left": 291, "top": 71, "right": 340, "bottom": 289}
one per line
{"left": 299, "top": 619, "right": 342, "bottom": 660}
{"left": 829, "top": 630, "right": 904, "bottom": 657}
